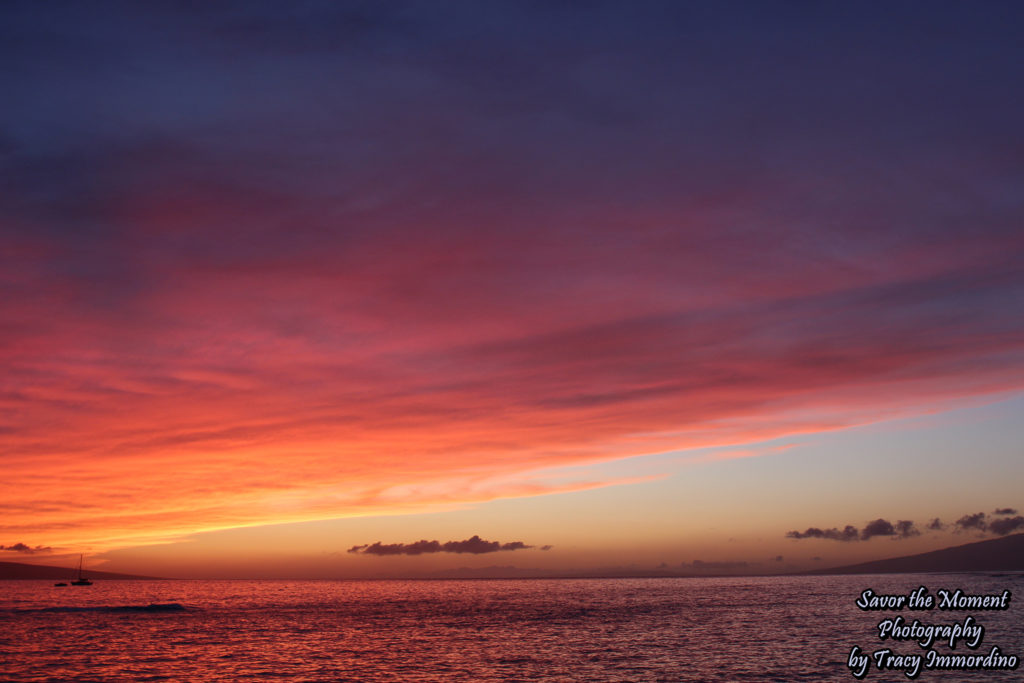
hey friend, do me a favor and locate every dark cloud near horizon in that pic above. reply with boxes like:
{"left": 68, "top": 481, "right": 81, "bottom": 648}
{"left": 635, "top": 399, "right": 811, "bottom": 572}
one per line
{"left": 859, "top": 518, "right": 921, "bottom": 540}
{"left": 948, "top": 510, "right": 1024, "bottom": 536}
{"left": 788, "top": 510, "right": 1024, "bottom": 541}
{"left": 786, "top": 526, "right": 860, "bottom": 542}
{"left": 989, "top": 516, "right": 1024, "bottom": 536}
{"left": 955, "top": 512, "right": 988, "bottom": 533}
{"left": 894, "top": 520, "right": 920, "bottom": 539}
{"left": 789, "top": 518, "right": 919, "bottom": 542}
{"left": 931, "top": 509, "right": 1024, "bottom": 536}
{"left": 861, "top": 519, "right": 896, "bottom": 540}
{"left": 1, "top": 542, "right": 51, "bottom": 554}
{"left": 347, "top": 535, "right": 537, "bottom": 556}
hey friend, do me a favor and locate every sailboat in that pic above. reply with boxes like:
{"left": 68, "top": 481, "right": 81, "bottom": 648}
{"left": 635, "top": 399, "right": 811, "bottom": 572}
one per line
{"left": 70, "top": 554, "right": 92, "bottom": 586}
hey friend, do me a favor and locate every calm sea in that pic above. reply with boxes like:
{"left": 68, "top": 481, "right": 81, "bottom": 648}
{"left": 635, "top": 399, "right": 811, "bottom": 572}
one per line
{"left": 1, "top": 574, "right": 1021, "bottom": 682}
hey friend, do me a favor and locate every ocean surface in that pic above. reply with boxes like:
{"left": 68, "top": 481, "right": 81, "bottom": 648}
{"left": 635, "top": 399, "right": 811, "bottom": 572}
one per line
{"left": 1, "top": 574, "right": 1021, "bottom": 682}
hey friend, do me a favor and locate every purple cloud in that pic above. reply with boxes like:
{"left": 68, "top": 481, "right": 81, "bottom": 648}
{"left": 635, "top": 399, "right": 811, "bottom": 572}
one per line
{"left": 786, "top": 526, "right": 860, "bottom": 542}
{"left": 348, "top": 535, "right": 537, "bottom": 556}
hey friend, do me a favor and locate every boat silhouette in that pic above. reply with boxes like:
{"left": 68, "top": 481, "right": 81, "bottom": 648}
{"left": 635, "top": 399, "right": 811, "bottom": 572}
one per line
{"left": 70, "top": 555, "right": 92, "bottom": 586}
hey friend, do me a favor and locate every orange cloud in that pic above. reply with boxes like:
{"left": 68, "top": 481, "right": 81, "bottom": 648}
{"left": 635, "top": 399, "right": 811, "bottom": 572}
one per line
{"left": 3, "top": 339, "right": 1020, "bottom": 552}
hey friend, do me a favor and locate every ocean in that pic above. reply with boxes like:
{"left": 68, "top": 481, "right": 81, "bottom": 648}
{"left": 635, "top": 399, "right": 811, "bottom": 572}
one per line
{"left": 2, "top": 574, "right": 1021, "bottom": 682}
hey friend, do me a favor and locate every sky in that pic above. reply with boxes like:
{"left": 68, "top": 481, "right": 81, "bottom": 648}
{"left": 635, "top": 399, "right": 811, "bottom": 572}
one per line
{"left": 2, "top": 1, "right": 1023, "bottom": 578}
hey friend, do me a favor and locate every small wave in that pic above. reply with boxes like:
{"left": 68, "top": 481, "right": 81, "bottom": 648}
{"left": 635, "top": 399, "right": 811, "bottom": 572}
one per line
{"left": 21, "top": 603, "right": 188, "bottom": 613}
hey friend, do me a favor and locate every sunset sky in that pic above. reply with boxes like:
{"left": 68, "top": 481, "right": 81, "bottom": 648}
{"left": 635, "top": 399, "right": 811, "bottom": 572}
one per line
{"left": 3, "top": 1, "right": 1023, "bottom": 578}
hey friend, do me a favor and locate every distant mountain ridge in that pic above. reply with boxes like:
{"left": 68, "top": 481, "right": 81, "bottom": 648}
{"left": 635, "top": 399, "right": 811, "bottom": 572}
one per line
{"left": 0, "top": 561, "right": 161, "bottom": 580}
{"left": 807, "top": 533, "right": 1024, "bottom": 575}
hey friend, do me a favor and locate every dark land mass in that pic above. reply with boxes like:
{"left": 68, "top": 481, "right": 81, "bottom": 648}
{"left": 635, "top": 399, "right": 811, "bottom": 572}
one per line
{"left": 805, "top": 533, "right": 1024, "bottom": 575}
{"left": 0, "top": 560, "right": 162, "bottom": 580}
{"left": 424, "top": 535, "right": 1024, "bottom": 579}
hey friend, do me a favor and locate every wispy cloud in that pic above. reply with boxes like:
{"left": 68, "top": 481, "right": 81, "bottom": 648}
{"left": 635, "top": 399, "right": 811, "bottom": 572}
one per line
{"left": 690, "top": 443, "right": 799, "bottom": 463}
